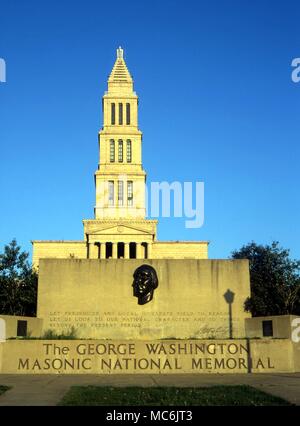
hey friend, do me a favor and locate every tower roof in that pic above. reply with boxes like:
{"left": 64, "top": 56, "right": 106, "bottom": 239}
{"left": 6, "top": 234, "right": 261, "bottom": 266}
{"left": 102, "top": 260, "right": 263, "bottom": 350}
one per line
{"left": 108, "top": 47, "right": 133, "bottom": 84}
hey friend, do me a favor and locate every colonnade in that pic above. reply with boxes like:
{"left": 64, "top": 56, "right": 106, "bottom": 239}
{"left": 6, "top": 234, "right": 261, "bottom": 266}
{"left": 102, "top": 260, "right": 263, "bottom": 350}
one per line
{"left": 88, "top": 241, "right": 152, "bottom": 259}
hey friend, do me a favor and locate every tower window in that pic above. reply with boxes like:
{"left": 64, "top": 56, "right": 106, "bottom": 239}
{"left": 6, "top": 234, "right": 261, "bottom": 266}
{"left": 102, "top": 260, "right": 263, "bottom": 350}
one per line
{"left": 119, "top": 103, "right": 123, "bottom": 125}
{"left": 110, "top": 140, "right": 115, "bottom": 162}
{"left": 126, "top": 140, "right": 132, "bottom": 163}
{"left": 118, "top": 140, "right": 123, "bottom": 162}
{"left": 118, "top": 181, "right": 124, "bottom": 206}
{"left": 126, "top": 103, "right": 130, "bottom": 125}
{"left": 108, "top": 181, "right": 114, "bottom": 206}
{"left": 127, "top": 181, "right": 133, "bottom": 206}
{"left": 111, "top": 103, "right": 115, "bottom": 125}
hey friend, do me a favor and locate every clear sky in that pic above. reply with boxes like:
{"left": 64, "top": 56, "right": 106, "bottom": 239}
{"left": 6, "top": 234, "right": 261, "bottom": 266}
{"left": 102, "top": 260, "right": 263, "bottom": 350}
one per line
{"left": 0, "top": 0, "right": 300, "bottom": 261}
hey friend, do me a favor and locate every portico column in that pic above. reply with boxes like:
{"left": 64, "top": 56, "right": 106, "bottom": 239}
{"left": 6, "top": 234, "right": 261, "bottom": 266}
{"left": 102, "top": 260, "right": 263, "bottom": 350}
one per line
{"left": 147, "top": 243, "right": 152, "bottom": 259}
{"left": 99, "top": 243, "right": 105, "bottom": 259}
{"left": 136, "top": 242, "right": 143, "bottom": 259}
{"left": 124, "top": 243, "right": 130, "bottom": 259}
{"left": 89, "top": 243, "right": 99, "bottom": 259}
{"left": 112, "top": 243, "right": 118, "bottom": 259}
{"left": 141, "top": 243, "right": 146, "bottom": 259}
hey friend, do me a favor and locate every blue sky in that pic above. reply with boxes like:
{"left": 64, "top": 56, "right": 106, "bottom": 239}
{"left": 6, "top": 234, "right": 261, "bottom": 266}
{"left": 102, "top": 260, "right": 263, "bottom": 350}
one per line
{"left": 0, "top": 0, "right": 300, "bottom": 261}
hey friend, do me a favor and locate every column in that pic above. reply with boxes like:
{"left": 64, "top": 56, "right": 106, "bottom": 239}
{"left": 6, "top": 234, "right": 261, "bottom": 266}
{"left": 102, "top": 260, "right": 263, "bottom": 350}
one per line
{"left": 112, "top": 242, "right": 118, "bottom": 259}
{"left": 140, "top": 243, "right": 145, "bottom": 259}
{"left": 136, "top": 242, "right": 143, "bottom": 259}
{"left": 147, "top": 243, "right": 152, "bottom": 259}
{"left": 124, "top": 243, "right": 130, "bottom": 259}
{"left": 99, "top": 243, "right": 105, "bottom": 259}
{"left": 89, "top": 243, "right": 99, "bottom": 259}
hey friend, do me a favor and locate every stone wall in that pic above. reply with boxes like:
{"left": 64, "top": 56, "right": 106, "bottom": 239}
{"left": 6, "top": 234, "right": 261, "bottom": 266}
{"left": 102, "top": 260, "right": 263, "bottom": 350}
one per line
{"left": 37, "top": 258, "right": 251, "bottom": 340}
{"left": 152, "top": 242, "right": 208, "bottom": 259}
{"left": 32, "top": 241, "right": 87, "bottom": 268}
{"left": 245, "top": 315, "right": 298, "bottom": 339}
{"left": 0, "top": 338, "right": 299, "bottom": 374}
{"left": 0, "top": 315, "right": 43, "bottom": 339}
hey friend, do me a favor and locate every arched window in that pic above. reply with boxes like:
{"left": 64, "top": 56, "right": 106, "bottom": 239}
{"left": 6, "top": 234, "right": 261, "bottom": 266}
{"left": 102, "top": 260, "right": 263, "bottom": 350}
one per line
{"left": 119, "top": 103, "right": 123, "bottom": 125}
{"left": 126, "top": 103, "right": 130, "bottom": 125}
{"left": 118, "top": 140, "right": 123, "bottom": 162}
{"left": 126, "top": 140, "right": 132, "bottom": 163}
{"left": 111, "top": 103, "right": 115, "bottom": 125}
{"left": 110, "top": 140, "right": 115, "bottom": 162}
{"left": 127, "top": 181, "right": 133, "bottom": 206}
{"left": 108, "top": 181, "right": 114, "bottom": 206}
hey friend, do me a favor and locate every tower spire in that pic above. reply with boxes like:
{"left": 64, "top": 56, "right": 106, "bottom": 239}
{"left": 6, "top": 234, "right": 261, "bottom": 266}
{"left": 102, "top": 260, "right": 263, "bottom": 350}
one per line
{"left": 108, "top": 47, "right": 133, "bottom": 91}
{"left": 117, "top": 46, "right": 124, "bottom": 59}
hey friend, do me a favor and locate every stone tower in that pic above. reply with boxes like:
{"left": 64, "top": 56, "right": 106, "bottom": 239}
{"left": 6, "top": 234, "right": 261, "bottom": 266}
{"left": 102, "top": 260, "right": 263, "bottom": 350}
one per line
{"left": 83, "top": 47, "right": 158, "bottom": 260}
{"left": 95, "top": 47, "right": 146, "bottom": 220}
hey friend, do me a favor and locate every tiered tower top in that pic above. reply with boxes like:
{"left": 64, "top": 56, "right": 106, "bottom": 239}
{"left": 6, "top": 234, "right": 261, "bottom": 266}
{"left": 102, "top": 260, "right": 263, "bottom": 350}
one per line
{"left": 107, "top": 47, "right": 134, "bottom": 94}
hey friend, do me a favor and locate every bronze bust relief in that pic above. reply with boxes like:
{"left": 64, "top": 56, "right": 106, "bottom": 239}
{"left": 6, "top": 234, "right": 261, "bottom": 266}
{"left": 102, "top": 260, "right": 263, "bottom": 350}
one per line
{"left": 132, "top": 264, "right": 158, "bottom": 305}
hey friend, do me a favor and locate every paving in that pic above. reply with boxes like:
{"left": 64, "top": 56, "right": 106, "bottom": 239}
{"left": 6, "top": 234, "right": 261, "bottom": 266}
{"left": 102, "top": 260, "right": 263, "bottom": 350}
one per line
{"left": 0, "top": 373, "right": 300, "bottom": 406}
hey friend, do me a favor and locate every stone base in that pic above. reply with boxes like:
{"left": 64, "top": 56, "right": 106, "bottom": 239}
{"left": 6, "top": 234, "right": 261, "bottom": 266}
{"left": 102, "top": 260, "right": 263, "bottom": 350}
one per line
{"left": 37, "top": 259, "right": 251, "bottom": 340}
{"left": 0, "top": 339, "right": 299, "bottom": 374}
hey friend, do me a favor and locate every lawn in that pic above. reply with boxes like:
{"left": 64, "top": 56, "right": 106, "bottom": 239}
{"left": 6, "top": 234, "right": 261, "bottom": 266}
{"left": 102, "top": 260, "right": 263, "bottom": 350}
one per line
{"left": 0, "top": 386, "right": 11, "bottom": 396}
{"left": 58, "top": 385, "right": 291, "bottom": 406}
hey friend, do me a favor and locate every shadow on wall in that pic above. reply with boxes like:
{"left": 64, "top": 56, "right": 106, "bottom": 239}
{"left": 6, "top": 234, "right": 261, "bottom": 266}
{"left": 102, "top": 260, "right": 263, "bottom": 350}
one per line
{"left": 224, "top": 289, "right": 235, "bottom": 339}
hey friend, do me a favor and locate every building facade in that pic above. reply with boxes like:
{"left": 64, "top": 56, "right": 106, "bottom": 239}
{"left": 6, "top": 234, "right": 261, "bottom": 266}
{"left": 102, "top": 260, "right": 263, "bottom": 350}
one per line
{"left": 32, "top": 48, "right": 208, "bottom": 267}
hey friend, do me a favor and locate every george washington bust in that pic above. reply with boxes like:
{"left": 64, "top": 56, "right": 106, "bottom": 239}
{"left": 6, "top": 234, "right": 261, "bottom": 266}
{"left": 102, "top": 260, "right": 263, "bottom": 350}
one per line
{"left": 132, "top": 264, "right": 159, "bottom": 305}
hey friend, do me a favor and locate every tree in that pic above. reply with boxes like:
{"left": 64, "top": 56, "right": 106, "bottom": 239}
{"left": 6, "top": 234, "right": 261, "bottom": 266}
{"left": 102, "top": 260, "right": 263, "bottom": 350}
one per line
{"left": 231, "top": 241, "right": 300, "bottom": 317}
{"left": 0, "top": 239, "right": 37, "bottom": 316}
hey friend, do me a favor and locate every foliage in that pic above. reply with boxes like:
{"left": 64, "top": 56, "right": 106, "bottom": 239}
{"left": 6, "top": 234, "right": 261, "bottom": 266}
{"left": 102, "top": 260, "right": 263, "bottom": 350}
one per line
{"left": 0, "top": 385, "right": 11, "bottom": 396}
{"left": 232, "top": 241, "right": 300, "bottom": 316}
{"left": 42, "top": 327, "right": 77, "bottom": 340}
{"left": 7, "top": 327, "right": 78, "bottom": 340}
{"left": 0, "top": 239, "right": 37, "bottom": 316}
{"left": 58, "top": 385, "right": 291, "bottom": 406}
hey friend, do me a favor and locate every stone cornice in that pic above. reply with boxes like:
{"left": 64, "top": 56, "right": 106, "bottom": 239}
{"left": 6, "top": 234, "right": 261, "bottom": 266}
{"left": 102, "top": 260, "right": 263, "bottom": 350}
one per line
{"left": 83, "top": 219, "right": 158, "bottom": 225}
{"left": 99, "top": 128, "right": 142, "bottom": 136}
{"left": 95, "top": 170, "right": 146, "bottom": 177}
{"left": 154, "top": 241, "right": 210, "bottom": 245}
{"left": 31, "top": 240, "right": 85, "bottom": 244}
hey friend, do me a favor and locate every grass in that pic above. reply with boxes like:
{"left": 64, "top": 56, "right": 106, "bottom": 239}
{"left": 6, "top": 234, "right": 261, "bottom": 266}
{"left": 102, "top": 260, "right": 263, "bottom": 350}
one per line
{"left": 41, "top": 327, "right": 77, "bottom": 340}
{"left": 58, "top": 385, "right": 291, "bottom": 406}
{"left": 9, "top": 327, "right": 78, "bottom": 340}
{"left": 0, "top": 386, "right": 11, "bottom": 396}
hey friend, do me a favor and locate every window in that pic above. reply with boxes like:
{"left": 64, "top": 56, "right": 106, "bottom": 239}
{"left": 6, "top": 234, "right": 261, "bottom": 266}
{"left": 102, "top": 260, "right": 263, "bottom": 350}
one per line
{"left": 108, "top": 181, "right": 114, "bottom": 206}
{"left": 118, "top": 140, "right": 123, "bottom": 162}
{"left": 127, "top": 181, "right": 133, "bottom": 206}
{"left": 110, "top": 140, "right": 115, "bottom": 162}
{"left": 126, "top": 140, "right": 132, "bottom": 163}
{"left": 118, "top": 181, "right": 124, "bottom": 206}
{"left": 262, "top": 320, "right": 273, "bottom": 337}
{"left": 111, "top": 103, "right": 115, "bottom": 125}
{"left": 126, "top": 103, "right": 130, "bottom": 125}
{"left": 119, "top": 103, "right": 123, "bottom": 125}
{"left": 17, "top": 320, "right": 27, "bottom": 337}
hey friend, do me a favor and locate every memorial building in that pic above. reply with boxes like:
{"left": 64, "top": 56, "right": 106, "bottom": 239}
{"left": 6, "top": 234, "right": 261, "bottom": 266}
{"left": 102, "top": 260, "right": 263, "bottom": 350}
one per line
{"left": 32, "top": 47, "right": 208, "bottom": 267}
{"left": 29, "top": 47, "right": 251, "bottom": 341}
{"left": 24, "top": 48, "right": 251, "bottom": 342}
{"left": 0, "top": 48, "right": 299, "bottom": 375}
